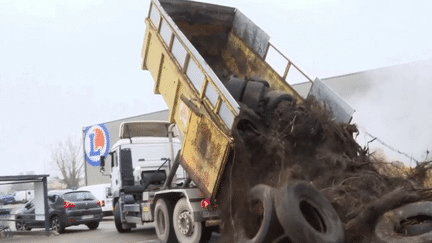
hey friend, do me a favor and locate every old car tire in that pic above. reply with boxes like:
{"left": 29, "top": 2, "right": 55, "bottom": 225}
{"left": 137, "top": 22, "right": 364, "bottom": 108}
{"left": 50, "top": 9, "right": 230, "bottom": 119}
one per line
{"left": 173, "top": 197, "right": 212, "bottom": 243}
{"left": 374, "top": 201, "right": 432, "bottom": 242}
{"left": 51, "top": 215, "right": 65, "bottom": 234}
{"left": 238, "top": 184, "right": 284, "bottom": 243}
{"left": 155, "top": 198, "right": 177, "bottom": 243}
{"left": 86, "top": 222, "right": 99, "bottom": 230}
{"left": 274, "top": 180, "right": 344, "bottom": 243}
{"left": 114, "top": 202, "right": 131, "bottom": 233}
{"left": 405, "top": 221, "right": 432, "bottom": 236}
{"left": 15, "top": 217, "right": 31, "bottom": 231}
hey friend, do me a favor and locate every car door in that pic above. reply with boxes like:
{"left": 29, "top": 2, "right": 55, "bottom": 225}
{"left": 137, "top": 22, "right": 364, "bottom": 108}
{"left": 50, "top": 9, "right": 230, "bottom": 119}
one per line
{"left": 21, "top": 201, "right": 36, "bottom": 225}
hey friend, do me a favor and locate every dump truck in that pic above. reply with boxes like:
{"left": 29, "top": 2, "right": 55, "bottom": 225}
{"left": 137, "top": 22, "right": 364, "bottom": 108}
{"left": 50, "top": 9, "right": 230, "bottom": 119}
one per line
{"left": 100, "top": 0, "right": 355, "bottom": 242}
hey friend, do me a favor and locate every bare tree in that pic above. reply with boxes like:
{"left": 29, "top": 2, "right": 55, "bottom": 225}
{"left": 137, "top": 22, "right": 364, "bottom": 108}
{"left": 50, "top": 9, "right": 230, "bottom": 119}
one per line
{"left": 51, "top": 136, "right": 83, "bottom": 189}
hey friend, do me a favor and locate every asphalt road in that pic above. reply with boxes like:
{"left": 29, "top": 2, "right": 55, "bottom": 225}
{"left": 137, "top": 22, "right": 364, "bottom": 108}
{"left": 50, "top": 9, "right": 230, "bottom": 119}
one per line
{"left": 0, "top": 203, "right": 221, "bottom": 243}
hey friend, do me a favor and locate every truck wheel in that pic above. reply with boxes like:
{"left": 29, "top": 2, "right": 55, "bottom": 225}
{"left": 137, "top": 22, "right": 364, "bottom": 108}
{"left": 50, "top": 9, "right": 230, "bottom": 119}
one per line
{"left": 155, "top": 198, "right": 178, "bottom": 243}
{"left": 374, "top": 201, "right": 432, "bottom": 242}
{"left": 238, "top": 184, "right": 284, "bottom": 243}
{"left": 114, "top": 202, "right": 131, "bottom": 233}
{"left": 274, "top": 180, "right": 344, "bottom": 243}
{"left": 173, "top": 197, "right": 212, "bottom": 243}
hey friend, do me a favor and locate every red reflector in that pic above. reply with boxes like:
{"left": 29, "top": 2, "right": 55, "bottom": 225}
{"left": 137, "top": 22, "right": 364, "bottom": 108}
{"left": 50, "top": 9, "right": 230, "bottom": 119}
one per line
{"left": 201, "top": 198, "right": 210, "bottom": 208}
{"left": 102, "top": 200, "right": 105, "bottom": 207}
{"left": 64, "top": 201, "right": 75, "bottom": 209}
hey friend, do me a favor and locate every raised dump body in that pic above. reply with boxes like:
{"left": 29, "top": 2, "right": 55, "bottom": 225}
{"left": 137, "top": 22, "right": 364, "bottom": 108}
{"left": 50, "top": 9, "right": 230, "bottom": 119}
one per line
{"left": 141, "top": 0, "right": 350, "bottom": 202}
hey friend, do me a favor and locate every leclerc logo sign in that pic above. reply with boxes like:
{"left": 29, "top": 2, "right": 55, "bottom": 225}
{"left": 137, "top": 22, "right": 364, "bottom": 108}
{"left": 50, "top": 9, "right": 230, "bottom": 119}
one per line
{"left": 84, "top": 124, "right": 111, "bottom": 167}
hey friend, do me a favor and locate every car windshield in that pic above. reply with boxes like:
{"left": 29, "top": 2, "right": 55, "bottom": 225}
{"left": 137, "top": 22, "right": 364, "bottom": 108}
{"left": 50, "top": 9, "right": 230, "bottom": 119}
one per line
{"left": 63, "top": 191, "right": 96, "bottom": 201}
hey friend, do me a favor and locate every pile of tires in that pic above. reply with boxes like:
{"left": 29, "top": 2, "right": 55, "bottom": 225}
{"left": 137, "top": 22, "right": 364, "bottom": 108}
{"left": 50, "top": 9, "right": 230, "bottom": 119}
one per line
{"left": 238, "top": 181, "right": 345, "bottom": 243}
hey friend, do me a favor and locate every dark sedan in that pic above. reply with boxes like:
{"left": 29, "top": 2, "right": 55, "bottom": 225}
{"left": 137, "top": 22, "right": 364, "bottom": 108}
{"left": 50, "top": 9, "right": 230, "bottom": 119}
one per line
{"left": 15, "top": 190, "right": 102, "bottom": 233}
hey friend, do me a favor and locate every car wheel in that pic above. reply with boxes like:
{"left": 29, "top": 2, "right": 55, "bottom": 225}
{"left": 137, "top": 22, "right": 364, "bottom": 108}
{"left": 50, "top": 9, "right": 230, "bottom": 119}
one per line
{"left": 86, "top": 222, "right": 99, "bottom": 230}
{"left": 274, "top": 180, "right": 345, "bottom": 243}
{"left": 374, "top": 201, "right": 432, "bottom": 242}
{"left": 16, "top": 217, "right": 31, "bottom": 231}
{"left": 154, "top": 198, "right": 177, "bottom": 243}
{"left": 114, "top": 202, "right": 131, "bottom": 233}
{"left": 51, "top": 215, "right": 65, "bottom": 234}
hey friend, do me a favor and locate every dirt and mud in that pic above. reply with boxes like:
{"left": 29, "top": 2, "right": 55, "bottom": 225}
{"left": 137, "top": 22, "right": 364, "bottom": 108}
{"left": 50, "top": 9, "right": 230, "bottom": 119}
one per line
{"left": 217, "top": 97, "right": 432, "bottom": 243}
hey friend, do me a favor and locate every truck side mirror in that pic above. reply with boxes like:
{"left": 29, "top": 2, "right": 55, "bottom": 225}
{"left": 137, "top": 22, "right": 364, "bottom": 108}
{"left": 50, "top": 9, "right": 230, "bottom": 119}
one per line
{"left": 100, "top": 155, "right": 106, "bottom": 173}
{"left": 100, "top": 155, "right": 105, "bottom": 167}
{"left": 105, "top": 187, "right": 112, "bottom": 197}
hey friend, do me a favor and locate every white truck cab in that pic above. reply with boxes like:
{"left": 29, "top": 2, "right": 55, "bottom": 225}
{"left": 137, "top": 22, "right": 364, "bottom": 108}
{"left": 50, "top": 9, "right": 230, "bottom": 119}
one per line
{"left": 106, "top": 121, "right": 186, "bottom": 202}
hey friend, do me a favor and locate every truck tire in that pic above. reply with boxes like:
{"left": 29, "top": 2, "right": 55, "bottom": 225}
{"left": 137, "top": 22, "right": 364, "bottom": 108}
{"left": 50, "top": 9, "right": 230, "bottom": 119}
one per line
{"left": 173, "top": 197, "right": 212, "bottom": 243}
{"left": 114, "top": 202, "right": 131, "bottom": 233}
{"left": 155, "top": 198, "right": 178, "bottom": 243}
{"left": 274, "top": 180, "right": 344, "bottom": 243}
{"left": 373, "top": 201, "right": 432, "bottom": 243}
{"left": 238, "top": 184, "right": 284, "bottom": 243}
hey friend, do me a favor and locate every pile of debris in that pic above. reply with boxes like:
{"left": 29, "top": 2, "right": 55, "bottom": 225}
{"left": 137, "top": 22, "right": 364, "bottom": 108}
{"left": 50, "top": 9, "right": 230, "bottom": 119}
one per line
{"left": 218, "top": 97, "right": 432, "bottom": 243}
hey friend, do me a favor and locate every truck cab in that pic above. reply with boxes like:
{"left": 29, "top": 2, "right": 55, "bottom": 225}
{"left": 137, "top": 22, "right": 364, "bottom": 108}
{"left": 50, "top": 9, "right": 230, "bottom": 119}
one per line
{"left": 107, "top": 121, "right": 185, "bottom": 202}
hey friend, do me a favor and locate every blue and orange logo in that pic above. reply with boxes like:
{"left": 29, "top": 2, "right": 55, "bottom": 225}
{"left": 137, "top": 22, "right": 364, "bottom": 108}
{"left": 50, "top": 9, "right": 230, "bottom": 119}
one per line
{"left": 84, "top": 124, "right": 111, "bottom": 167}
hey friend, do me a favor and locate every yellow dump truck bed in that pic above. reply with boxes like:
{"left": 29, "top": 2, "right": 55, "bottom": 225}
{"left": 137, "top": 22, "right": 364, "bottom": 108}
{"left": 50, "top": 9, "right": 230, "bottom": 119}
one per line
{"left": 141, "top": 0, "right": 320, "bottom": 201}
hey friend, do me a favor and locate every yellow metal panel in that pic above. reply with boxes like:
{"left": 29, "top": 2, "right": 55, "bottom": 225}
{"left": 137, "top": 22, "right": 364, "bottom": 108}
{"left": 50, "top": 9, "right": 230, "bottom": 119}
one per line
{"left": 174, "top": 99, "right": 191, "bottom": 133}
{"left": 181, "top": 113, "right": 232, "bottom": 199}
{"left": 158, "top": 57, "right": 180, "bottom": 113}
{"left": 142, "top": 14, "right": 233, "bottom": 201}
{"left": 143, "top": 18, "right": 195, "bottom": 135}
{"left": 143, "top": 24, "right": 164, "bottom": 94}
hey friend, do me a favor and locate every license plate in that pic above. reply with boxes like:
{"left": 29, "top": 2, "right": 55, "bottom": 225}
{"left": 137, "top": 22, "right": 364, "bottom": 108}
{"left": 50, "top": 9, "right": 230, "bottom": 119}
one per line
{"left": 82, "top": 215, "right": 93, "bottom": 219}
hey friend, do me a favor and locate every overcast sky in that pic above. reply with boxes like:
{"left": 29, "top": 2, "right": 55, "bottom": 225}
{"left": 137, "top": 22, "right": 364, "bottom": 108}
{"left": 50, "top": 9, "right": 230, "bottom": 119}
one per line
{"left": 1, "top": 0, "right": 431, "bottom": 177}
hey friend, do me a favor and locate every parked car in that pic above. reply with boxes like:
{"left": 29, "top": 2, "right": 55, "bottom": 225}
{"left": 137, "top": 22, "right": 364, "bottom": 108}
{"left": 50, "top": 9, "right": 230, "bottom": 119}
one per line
{"left": 15, "top": 190, "right": 102, "bottom": 233}
{"left": 78, "top": 184, "right": 113, "bottom": 216}
{"left": 0, "top": 195, "right": 15, "bottom": 205}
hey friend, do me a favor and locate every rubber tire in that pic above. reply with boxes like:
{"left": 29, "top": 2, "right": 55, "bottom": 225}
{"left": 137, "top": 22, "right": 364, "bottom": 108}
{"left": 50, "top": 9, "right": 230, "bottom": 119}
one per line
{"left": 154, "top": 198, "right": 178, "bottom": 243}
{"left": 374, "top": 201, "right": 432, "bottom": 243}
{"left": 15, "top": 217, "right": 31, "bottom": 231}
{"left": 173, "top": 197, "right": 212, "bottom": 243}
{"left": 263, "top": 90, "right": 293, "bottom": 111}
{"left": 226, "top": 77, "right": 247, "bottom": 101}
{"left": 51, "top": 215, "right": 65, "bottom": 234}
{"left": 86, "top": 222, "right": 99, "bottom": 230}
{"left": 274, "top": 180, "right": 344, "bottom": 243}
{"left": 114, "top": 202, "right": 131, "bottom": 233}
{"left": 238, "top": 184, "right": 284, "bottom": 243}
{"left": 242, "top": 81, "right": 266, "bottom": 112}
{"left": 406, "top": 221, "right": 432, "bottom": 236}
